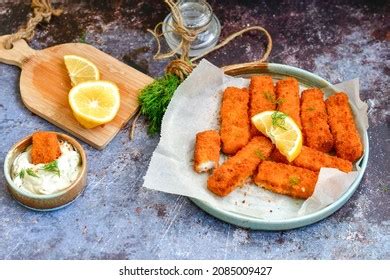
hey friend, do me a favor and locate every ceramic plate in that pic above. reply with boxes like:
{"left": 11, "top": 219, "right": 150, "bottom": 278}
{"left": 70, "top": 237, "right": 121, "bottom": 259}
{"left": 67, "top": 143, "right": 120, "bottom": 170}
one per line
{"left": 190, "top": 63, "right": 369, "bottom": 230}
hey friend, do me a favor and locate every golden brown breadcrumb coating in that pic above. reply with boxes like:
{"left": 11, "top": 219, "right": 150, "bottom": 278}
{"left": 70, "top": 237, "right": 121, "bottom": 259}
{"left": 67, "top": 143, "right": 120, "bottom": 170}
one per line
{"left": 325, "top": 92, "right": 363, "bottom": 162}
{"left": 220, "top": 87, "right": 250, "bottom": 155}
{"left": 301, "top": 88, "right": 334, "bottom": 152}
{"left": 276, "top": 77, "right": 302, "bottom": 129}
{"left": 270, "top": 146, "right": 353, "bottom": 173}
{"left": 31, "top": 132, "right": 61, "bottom": 164}
{"left": 254, "top": 161, "right": 318, "bottom": 199}
{"left": 207, "top": 136, "right": 273, "bottom": 197}
{"left": 249, "top": 76, "right": 276, "bottom": 136}
{"left": 194, "top": 130, "right": 221, "bottom": 173}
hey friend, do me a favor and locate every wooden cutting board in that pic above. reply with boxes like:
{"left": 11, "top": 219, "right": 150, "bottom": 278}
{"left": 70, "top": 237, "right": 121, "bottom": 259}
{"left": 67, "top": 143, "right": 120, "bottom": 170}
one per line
{"left": 0, "top": 36, "right": 153, "bottom": 149}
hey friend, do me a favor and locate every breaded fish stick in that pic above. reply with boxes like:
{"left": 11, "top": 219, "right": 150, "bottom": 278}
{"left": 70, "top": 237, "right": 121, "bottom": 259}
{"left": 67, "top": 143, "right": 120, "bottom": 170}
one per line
{"left": 194, "top": 130, "right": 221, "bottom": 173}
{"left": 208, "top": 136, "right": 273, "bottom": 197}
{"left": 326, "top": 93, "right": 363, "bottom": 162}
{"left": 254, "top": 161, "right": 318, "bottom": 199}
{"left": 269, "top": 147, "right": 290, "bottom": 164}
{"left": 270, "top": 146, "right": 353, "bottom": 173}
{"left": 249, "top": 76, "right": 276, "bottom": 136}
{"left": 276, "top": 77, "right": 302, "bottom": 128}
{"left": 31, "top": 132, "right": 61, "bottom": 164}
{"left": 301, "top": 88, "right": 333, "bottom": 152}
{"left": 220, "top": 87, "right": 250, "bottom": 155}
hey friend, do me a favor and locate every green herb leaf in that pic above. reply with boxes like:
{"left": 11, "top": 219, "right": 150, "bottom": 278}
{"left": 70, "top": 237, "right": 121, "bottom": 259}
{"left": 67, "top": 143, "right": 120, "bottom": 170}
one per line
{"left": 255, "top": 150, "right": 265, "bottom": 160}
{"left": 79, "top": 32, "right": 87, "bottom": 43}
{"left": 289, "top": 176, "right": 301, "bottom": 186}
{"left": 18, "top": 169, "right": 25, "bottom": 179}
{"left": 271, "top": 111, "right": 288, "bottom": 130}
{"left": 264, "top": 92, "right": 274, "bottom": 102}
{"left": 138, "top": 74, "right": 181, "bottom": 135}
{"left": 42, "top": 160, "right": 61, "bottom": 177}
{"left": 26, "top": 168, "right": 39, "bottom": 178}
{"left": 307, "top": 107, "right": 316, "bottom": 111}
{"left": 263, "top": 92, "right": 285, "bottom": 105}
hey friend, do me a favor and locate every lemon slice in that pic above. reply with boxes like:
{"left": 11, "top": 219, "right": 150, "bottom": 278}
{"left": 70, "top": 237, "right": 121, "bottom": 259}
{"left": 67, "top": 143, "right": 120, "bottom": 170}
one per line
{"left": 68, "top": 81, "right": 120, "bottom": 128}
{"left": 252, "top": 111, "right": 302, "bottom": 162}
{"left": 64, "top": 55, "right": 100, "bottom": 86}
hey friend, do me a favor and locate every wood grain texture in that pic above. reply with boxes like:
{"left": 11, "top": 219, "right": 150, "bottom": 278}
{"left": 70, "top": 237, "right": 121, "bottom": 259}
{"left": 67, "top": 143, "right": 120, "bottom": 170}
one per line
{"left": 0, "top": 36, "right": 153, "bottom": 149}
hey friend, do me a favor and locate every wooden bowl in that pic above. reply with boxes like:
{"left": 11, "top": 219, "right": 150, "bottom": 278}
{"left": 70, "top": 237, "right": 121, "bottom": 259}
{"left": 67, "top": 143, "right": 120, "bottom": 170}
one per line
{"left": 3, "top": 132, "right": 88, "bottom": 211}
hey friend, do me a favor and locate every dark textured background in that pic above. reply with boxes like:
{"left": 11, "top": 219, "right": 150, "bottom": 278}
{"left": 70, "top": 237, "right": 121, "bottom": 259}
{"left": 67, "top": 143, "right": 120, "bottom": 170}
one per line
{"left": 0, "top": 0, "right": 389, "bottom": 259}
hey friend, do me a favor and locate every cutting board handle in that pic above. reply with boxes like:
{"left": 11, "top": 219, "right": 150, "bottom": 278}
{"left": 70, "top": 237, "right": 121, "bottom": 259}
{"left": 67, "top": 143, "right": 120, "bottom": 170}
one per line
{"left": 0, "top": 36, "right": 36, "bottom": 68}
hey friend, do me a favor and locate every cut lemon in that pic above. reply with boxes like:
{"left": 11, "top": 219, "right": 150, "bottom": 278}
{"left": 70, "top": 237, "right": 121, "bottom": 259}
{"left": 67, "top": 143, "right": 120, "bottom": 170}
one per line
{"left": 252, "top": 111, "right": 302, "bottom": 162}
{"left": 64, "top": 55, "right": 100, "bottom": 86}
{"left": 68, "top": 81, "right": 120, "bottom": 128}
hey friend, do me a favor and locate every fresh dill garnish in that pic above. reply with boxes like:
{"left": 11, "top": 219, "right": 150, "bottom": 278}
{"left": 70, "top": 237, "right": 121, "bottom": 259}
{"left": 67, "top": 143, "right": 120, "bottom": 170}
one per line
{"left": 16, "top": 161, "right": 60, "bottom": 180}
{"left": 255, "top": 150, "right": 265, "bottom": 160}
{"left": 289, "top": 176, "right": 300, "bottom": 186}
{"left": 138, "top": 74, "right": 181, "bottom": 135}
{"left": 79, "top": 32, "right": 87, "bottom": 43}
{"left": 18, "top": 169, "right": 25, "bottom": 179}
{"left": 271, "top": 111, "right": 287, "bottom": 130}
{"left": 263, "top": 92, "right": 285, "bottom": 105}
{"left": 26, "top": 168, "right": 39, "bottom": 178}
{"left": 264, "top": 92, "right": 274, "bottom": 102}
{"left": 42, "top": 160, "right": 60, "bottom": 177}
{"left": 307, "top": 107, "right": 316, "bottom": 111}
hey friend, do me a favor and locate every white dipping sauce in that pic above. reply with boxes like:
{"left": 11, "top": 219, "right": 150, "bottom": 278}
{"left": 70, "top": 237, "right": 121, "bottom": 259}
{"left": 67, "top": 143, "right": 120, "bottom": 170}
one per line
{"left": 12, "top": 141, "right": 81, "bottom": 195}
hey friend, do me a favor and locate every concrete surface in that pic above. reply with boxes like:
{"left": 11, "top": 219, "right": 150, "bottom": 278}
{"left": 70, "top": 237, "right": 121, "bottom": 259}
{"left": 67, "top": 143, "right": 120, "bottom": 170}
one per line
{"left": 0, "top": 0, "right": 389, "bottom": 259}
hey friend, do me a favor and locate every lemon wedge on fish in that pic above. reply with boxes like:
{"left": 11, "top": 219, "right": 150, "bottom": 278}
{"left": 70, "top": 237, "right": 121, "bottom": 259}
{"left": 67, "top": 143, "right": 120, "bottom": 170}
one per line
{"left": 252, "top": 111, "right": 302, "bottom": 162}
{"left": 68, "top": 81, "right": 120, "bottom": 128}
{"left": 64, "top": 55, "right": 100, "bottom": 86}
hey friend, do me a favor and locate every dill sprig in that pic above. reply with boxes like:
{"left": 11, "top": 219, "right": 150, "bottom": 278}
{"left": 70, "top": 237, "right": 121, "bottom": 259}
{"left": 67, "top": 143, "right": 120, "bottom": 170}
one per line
{"left": 289, "top": 176, "right": 301, "bottom": 186}
{"left": 271, "top": 111, "right": 288, "bottom": 130}
{"left": 18, "top": 169, "right": 25, "bottom": 179}
{"left": 138, "top": 74, "right": 181, "bottom": 135}
{"left": 42, "top": 160, "right": 60, "bottom": 177}
{"left": 255, "top": 150, "right": 265, "bottom": 160}
{"left": 26, "top": 168, "right": 39, "bottom": 178}
{"left": 79, "top": 32, "right": 87, "bottom": 43}
{"left": 264, "top": 92, "right": 285, "bottom": 105}
{"left": 17, "top": 160, "right": 60, "bottom": 179}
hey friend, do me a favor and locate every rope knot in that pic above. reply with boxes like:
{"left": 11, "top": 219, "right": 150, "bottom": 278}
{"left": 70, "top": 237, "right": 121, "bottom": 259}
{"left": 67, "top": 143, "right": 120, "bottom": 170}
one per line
{"left": 3, "top": 0, "right": 62, "bottom": 49}
{"left": 171, "top": 22, "right": 198, "bottom": 43}
{"left": 148, "top": 0, "right": 272, "bottom": 82}
{"left": 166, "top": 59, "right": 194, "bottom": 81}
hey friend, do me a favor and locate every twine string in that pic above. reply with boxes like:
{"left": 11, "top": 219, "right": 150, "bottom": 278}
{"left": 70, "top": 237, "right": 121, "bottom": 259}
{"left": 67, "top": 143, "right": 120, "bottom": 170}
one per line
{"left": 148, "top": 0, "right": 273, "bottom": 80}
{"left": 191, "top": 26, "right": 272, "bottom": 63}
{"left": 3, "top": 0, "right": 62, "bottom": 49}
{"left": 132, "top": 0, "right": 273, "bottom": 139}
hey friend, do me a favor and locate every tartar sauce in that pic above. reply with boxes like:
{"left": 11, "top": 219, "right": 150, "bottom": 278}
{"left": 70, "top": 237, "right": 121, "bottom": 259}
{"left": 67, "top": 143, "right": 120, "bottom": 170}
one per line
{"left": 12, "top": 141, "right": 81, "bottom": 195}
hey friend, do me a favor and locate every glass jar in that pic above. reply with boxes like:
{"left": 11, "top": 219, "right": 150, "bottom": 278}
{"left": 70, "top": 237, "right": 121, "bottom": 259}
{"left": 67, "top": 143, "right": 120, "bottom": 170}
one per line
{"left": 162, "top": 0, "right": 221, "bottom": 57}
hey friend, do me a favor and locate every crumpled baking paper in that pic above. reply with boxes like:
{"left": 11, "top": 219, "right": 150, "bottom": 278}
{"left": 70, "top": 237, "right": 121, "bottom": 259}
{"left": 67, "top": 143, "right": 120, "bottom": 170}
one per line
{"left": 143, "top": 59, "right": 368, "bottom": 220}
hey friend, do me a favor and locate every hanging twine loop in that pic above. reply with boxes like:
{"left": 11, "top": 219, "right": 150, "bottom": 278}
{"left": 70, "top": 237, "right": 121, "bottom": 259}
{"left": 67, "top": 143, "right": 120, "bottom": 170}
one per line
{"left": 148, "top": 0, "right": 273, "bottom": 80}
{"left": 3, "top": 0, "right": 62, "bottom": 49}
{"left": 148, "top": 0, "right": 198, "bottom": 79}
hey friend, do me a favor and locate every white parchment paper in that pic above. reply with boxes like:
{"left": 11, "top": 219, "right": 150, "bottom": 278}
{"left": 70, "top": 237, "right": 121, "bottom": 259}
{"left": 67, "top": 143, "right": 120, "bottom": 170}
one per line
{"left": 143, "top": 59, "right": 368, "bottom": 220}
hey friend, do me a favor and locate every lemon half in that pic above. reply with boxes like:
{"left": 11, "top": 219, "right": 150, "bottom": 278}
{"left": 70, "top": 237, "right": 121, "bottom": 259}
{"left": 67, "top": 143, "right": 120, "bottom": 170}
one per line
{"left": 68, "top": 81, "right": 120, "bottom": 128}
{"left": 252, "top": 111, "right": 302, "bottom": 162}
{"left": 64, "top": 55, "right": 100, "bottom": 86}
